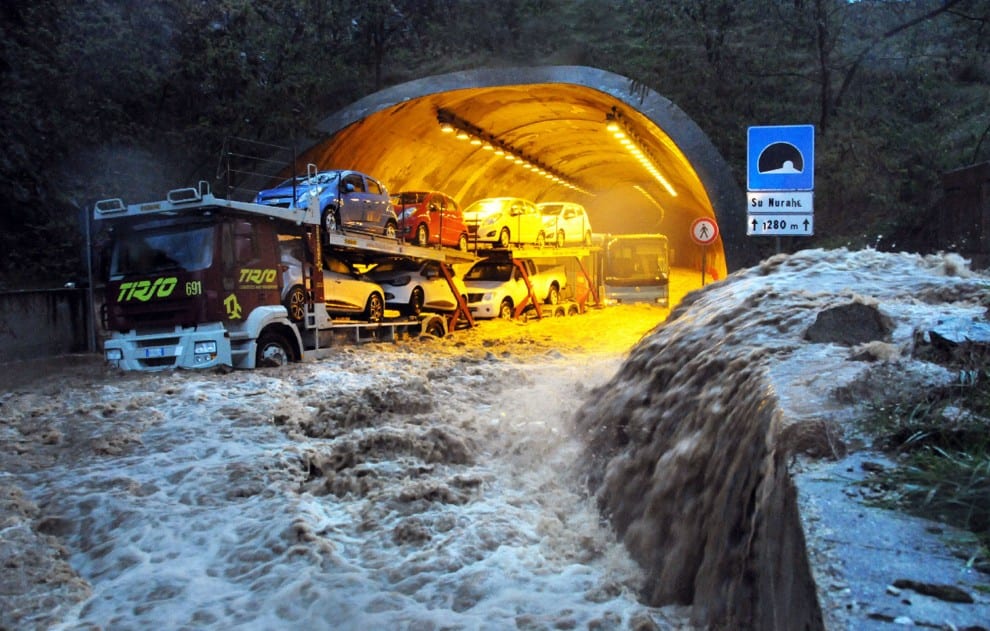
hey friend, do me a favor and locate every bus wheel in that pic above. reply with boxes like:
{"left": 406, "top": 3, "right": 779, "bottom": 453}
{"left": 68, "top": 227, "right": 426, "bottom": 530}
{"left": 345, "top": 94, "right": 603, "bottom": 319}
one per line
{"left": 256, "top": 332, "right": 291, "bottom": 368}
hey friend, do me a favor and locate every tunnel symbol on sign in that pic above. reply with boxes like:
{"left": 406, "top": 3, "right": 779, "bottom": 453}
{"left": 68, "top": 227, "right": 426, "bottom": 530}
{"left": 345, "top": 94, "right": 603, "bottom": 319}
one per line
{"left": 747, "top": 125, "right": 814, "bottom": 191}
{"left": 758, "top": 142, "right": 804, "bottom": 174}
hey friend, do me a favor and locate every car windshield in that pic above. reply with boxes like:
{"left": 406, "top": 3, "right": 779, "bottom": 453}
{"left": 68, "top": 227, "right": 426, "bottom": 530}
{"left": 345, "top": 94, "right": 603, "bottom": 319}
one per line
{"left": 465, "top": 262, "right": 513, "bottom": 281}
{"left": 391, "top": 192, "right": 427, "bottom": 206}
{"left": 539, "top": 204, "right": 564, "bottom": 216}
{"left": 324, "top": 255, "right": 357, "bottom": 276}
{"left": 464, "top": 199, "right": 508, "bottom": 215}
{"left": 371, "top": 258, "right": 421, "bottom": 274}
{"left": 277, "top": 171, "right": 338, "bottom": 187}
{"left": 111, "top": 223, "right": 214, "bottom": 277}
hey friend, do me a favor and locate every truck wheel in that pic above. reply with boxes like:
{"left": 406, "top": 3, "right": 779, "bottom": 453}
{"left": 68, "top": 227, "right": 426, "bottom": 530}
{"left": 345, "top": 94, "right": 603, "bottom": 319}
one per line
{"left": 384, "top": 221, "right": 398, "bottom": 240}
{"left": 498, "top": 298, "right": 514, "bottom": 320}
{"left": 457, "top": 233, "right": 468, "bottom": 252}
{"left": 284, "top": 285, "right": 307, "bottom": 323}
{"left": 415, "top": 224, "right": 429, "bottom": 247}
{"left": 256, "top": 332, "right": 291, "bottom": 368}
{"left": 546, "top": 285, "right": 560, "bottom": 305}
{"left": 407, "top": 286, "right": 424, "bottom": 316}
{"left": 498, "top": 228, "right": 510, "bottom": 249}
{"left": 423, "top": 315, "right": 446, "bottom": 337}
{"left": 365, "top": 292, "right": 385, "bottom": 322}
{"left": 556, "top": 230, "right": 565, "bottom": 248}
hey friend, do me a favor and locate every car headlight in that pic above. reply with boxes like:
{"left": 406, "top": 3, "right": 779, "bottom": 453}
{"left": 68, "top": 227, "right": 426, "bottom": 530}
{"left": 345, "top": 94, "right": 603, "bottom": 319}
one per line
{"left": 483, "top": 214, "right": 502, "bottom": 226}
{"left": 194, "top": 341, "right": 217, "bottom": 355}
{"left": 105, "top": 348, "right": 123, "bottom": 361}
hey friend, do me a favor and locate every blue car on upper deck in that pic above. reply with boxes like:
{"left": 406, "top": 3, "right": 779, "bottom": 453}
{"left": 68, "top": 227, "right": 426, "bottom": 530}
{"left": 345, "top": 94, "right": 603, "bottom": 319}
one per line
{"left": 255, "top": 169, "right": 398, "bottom": 239}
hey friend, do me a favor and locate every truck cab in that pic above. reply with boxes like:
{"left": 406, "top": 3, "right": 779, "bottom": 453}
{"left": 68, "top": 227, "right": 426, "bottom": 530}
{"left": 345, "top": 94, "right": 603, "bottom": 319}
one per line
{"left": 101, "top": 207, "right": 301, "bottom": 370}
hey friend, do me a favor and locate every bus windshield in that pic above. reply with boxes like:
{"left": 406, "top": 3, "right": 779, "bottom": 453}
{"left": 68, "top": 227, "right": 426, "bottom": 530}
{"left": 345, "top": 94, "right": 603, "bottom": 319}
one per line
{"left": 605, "top": 236, "right": 670, "bottom": 286}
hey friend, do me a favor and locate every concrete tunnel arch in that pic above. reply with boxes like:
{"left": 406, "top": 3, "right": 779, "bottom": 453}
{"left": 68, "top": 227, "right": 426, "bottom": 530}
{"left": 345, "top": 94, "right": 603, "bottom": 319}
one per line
{"left": 289, "top": 66, "right": 754, "bottom": 276}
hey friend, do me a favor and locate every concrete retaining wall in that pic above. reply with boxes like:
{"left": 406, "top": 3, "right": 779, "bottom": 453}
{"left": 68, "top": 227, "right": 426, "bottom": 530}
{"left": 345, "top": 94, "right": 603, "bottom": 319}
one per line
{"left": 0, "top": 289, "right": 96, "bottom": 364}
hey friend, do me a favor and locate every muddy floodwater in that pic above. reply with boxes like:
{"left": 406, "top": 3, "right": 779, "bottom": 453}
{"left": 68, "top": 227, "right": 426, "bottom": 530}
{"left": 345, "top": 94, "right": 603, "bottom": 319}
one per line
{"left": 1, "top": 301, "right": 691, "bottom": 630}
{"left": 4, "top": 250, "right": 990, "bottom": 630}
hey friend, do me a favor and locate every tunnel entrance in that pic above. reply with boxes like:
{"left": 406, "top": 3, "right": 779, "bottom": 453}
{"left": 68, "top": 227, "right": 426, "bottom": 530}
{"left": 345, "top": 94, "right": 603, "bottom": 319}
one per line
{"left": 275, "top": 66, "right": 753, "bottom": 280}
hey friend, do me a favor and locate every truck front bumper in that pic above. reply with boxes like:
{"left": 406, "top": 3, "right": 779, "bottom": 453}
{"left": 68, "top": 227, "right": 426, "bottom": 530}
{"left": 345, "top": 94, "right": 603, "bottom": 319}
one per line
{"left": 103, "top": 323, "right": 232, "bottom": 371}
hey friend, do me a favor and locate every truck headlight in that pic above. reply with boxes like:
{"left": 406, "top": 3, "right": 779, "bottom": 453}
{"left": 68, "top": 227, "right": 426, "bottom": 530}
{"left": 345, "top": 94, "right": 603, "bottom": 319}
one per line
{"left": 194, "top": 341, "right": 217, "bottom": 355}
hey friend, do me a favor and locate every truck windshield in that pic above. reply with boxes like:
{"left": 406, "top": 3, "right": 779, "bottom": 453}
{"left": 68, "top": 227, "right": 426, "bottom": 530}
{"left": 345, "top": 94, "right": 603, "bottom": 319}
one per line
{"left": 111, "top": 224, "right": 214, "bottom": 277}
{"left": 606, "top": 239, "right": 670, "bottom": 285}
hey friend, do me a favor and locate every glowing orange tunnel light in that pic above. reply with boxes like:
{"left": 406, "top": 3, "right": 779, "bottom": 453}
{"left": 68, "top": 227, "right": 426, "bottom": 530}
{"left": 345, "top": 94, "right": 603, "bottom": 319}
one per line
{"left": 606, "top": 107, "right": 678, "bottom": 198}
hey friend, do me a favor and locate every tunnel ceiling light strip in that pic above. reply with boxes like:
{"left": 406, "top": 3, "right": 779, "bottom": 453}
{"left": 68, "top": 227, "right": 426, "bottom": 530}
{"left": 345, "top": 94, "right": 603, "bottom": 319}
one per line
{"left": 606, "top": 107, "right": 677, "bottom": 197}
{"left": 436, "top": 108, "right": 590, "bottom": 195}
{"left": 633, "top": 184, "right": 666, "bottom": 222}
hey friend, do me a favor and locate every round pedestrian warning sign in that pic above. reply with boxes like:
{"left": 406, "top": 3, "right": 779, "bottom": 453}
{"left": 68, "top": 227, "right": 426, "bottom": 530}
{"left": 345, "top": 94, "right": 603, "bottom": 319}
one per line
{"left": 691, "top": 217, "right": 719, "bottom": 245}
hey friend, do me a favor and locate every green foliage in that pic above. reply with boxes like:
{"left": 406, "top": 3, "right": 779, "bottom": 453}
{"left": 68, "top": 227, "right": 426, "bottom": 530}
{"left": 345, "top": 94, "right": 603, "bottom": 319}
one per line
{"left": 0, "top": 0, "right": 988, "bottom": 286}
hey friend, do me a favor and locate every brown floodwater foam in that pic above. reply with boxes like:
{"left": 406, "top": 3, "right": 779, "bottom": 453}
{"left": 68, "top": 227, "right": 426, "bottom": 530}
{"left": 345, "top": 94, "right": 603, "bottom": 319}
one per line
{"left": 572, "top": 303, "right": 824, "bottom": 630}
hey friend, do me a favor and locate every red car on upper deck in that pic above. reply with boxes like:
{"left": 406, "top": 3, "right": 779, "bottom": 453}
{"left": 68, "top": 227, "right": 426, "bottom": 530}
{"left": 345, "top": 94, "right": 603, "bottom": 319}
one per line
{"left": 391, "top": 191, "right": 469, "bottom": 251}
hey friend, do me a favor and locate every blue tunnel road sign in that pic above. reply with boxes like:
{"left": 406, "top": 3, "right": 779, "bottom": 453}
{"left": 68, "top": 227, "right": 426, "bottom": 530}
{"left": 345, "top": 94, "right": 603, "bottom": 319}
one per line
{"left": 747, "top": 125, "right": 815, "bottom": 191}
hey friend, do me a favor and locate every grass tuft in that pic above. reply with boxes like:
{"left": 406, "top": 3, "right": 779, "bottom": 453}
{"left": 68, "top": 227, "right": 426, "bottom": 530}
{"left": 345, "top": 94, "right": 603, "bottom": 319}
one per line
{"left": 862, "top": 372, "right": 990, "bottom": 560}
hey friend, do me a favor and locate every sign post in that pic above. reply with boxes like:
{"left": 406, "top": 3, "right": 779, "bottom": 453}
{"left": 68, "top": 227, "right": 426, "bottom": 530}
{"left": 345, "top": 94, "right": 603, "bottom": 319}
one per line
{"left": 690, "top": 217, "right": 719, "bottom": 286}
{"left": 747, "top": 125, "right": 815, "bottom": 242}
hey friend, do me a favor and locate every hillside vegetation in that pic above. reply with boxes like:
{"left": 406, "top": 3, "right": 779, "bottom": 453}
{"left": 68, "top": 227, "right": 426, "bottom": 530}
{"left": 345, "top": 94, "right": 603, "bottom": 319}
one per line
{"left": 1, "top": 0, "right": 988, "bottom": 287}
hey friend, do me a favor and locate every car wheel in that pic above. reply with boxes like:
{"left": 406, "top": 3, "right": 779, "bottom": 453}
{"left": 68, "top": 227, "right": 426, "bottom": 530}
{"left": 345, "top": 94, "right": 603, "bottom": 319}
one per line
{"left": 498, "top": 298, "right": 514, "bottom": 319}
{"left": 498, "top": 227, "right": 510, "bottom": 249}
{"left": 567, "top": 303, "right": 580, "bottom": 316}
{"left": 383, "top": 221, "right": 398, "bottom": 240}
{"left": 546, "top": 285, "right": 560, "bottom": 305}
{"left": 415, "top": 224, "right": 429, "bottom": 247}
{"left": 457, "top": 233, "right": 468, "bottom": 252}
{"left": 323, "top": 206, "right": 339, "bottom": 233}
{"left": 256, "top": 331, "right": 292, "bottom": 368}
{"left": 556, "top": 230, "right": 565, "bottom": 248}
{"left": 283, "top": 285, "right": 307, "bottom": 323}
{"left": 536, "top": 232, "right": 546, "bottom": 247}
{"left": 365, "top": 292, "right": 384, "bottom": 322}
{"left": 408, "top": 286, "right": 424, "bottom": 317}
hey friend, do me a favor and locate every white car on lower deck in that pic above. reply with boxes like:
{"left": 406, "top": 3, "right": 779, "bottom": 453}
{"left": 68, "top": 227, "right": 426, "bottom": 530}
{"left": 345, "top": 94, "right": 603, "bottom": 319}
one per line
{"left": 368, "top": 258, "right": 467, "bottom": 316}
